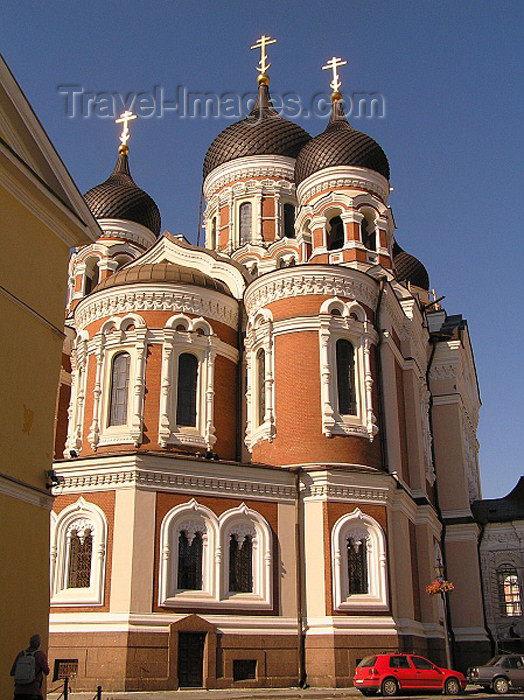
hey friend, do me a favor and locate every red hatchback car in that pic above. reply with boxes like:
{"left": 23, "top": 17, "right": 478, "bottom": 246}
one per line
{"left": 353, "top": 653, "right": 467, "bottom": 696}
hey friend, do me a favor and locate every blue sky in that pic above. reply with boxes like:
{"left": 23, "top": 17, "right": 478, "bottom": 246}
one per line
{"left": 2, "top": 0, "right": 523, "bottom": 499}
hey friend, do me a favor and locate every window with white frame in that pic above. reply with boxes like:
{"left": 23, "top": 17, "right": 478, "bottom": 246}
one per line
{"left": 283, "top": 203, "right": 296, "bottom": 238}
{"left": 239, "top": 202, "right": 252, "bottom": 244}
{"left": 209, "top": 216, "right": 217, "bottom": 250}
{"left": 360, "top": 209, "right": 377, "bottom": 252}
{"left": 158, "top": 500, "right": 272, "bottom": 609}
{"left": 327, "top": 215, "right": 344, "bottom": 251}
{"left": 158, "top": 315, "right": 217, "bottom": 450}
{"left": 109, "top": 352, "right": 131, "bottom": 426}
{"left": 318, "top": 298, "right": 378, "bottom": 441}
{"left": 245, "top": 310, "right": 275, "bottom": 449}
{"left": 50, "top": 498, "right": 107, "bottom": 607}
{"left": 331, "top": 508, "right": 388, "bottom": 611}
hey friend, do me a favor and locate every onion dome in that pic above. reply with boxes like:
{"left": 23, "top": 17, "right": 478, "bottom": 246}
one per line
{"left": 92, "top": 262, "right": 232, "bottom": 296}
{"left": 393, "top": 241, "right": 430, "bottom": 291}
{"left": 295, "top": 99, "right": 390, "bottom": 185}
{"left": 84, "top": 147, "right": 161, "bottom": 235}
{"left": 203, "top": 81, "right": 311, "bottom": 179}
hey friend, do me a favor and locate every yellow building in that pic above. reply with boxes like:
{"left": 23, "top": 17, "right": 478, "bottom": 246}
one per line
{"left": 0, "top": 54, "right": 99, "bottom": 699}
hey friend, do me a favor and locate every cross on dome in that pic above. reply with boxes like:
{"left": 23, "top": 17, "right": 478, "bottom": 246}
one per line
{"left": 115, "top": 110, "right": 137, "bottom": 150}
{"left": 322, "top": 56, "right": 348, "bottom": 98}
{"left": 250, "top": 34, "right": 277, "bottom": 84}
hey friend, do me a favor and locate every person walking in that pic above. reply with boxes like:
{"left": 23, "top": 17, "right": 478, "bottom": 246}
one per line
{"left": 10, "top": 634, "right": 50, "bottom": 700}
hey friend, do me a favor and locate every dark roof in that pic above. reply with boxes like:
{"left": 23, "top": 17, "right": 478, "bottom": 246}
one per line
{"left": 472, "top": 477, "right": 524, "bottom": 524}
{"left": 294, "top": 99, "right": 390, "bottom": 185}
{"left": 84, "top": 151, "right": 161, "bottom": 235}
{"left": 393, "top": 241, "right": 430, "bottom": 290}
{"left": 203, "top": 82, "right": 311, "bottom": 179}
{"left": 92, "top": 262, "right": 232, "bottom": 296}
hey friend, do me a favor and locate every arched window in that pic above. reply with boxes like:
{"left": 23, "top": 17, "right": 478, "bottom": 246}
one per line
{"left": 360, "top": 214, "right": 376, "bottom": 251}
{"left": 67, "top": 528, "right": 93, "bottom": 588}
{"left": 229, "top": 534, "right": 253, "bottom": 593}
{"left": 210, "top": 217, "right": 217, "bottom": 249}
{"left": 336, "top": 339, "right": 357, "bottom": 415}
{"left": 84, "top": 259, "right": 99, "bottom": 295}
{"left": 239, "top": 202, "right": 252, "bottom": 244}
{"left": 283, "top": 204, "right": 296, "bottom": 238}
{"left": 327, "top": 216, "right": 344, "bottom": 251}
{"left": 347, "top": 535, "right": 368, "bottom": 594}
{"left": 177, "top": 530, "right": 203, "bottom": 590}
{"left": 256, "top": 348, "right": 266, "bottom": 426}
{"left": 498, "top": 566, "right": 522, "bottom": 616}
{"left": 109, "top": 352, "right": 130, "bottom": 426}
{"left": 177, "top": 354, "right": 199, "bottom": 427}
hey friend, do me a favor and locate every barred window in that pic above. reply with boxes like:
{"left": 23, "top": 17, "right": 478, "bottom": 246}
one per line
{"left": 239, "top": 202, "right": 252, "bottom": 244}
{"left": 177, "top": 531, "right": 203, "bottom": 590}
{"left": 229, "top": 534, "right": 253, "bottom": 593}
{"left": 336, "top": 339, "right": 357, "bottom": 415}
{"left": 109, "top": 352, "right": 130, "bottom": 426}
{"left": 283, "top": 204, "right": 295, "bottom": 238}
{"left": 256, "top": 349, "right": 266, "bottom": 426}
{"left": 327, "top": 216, "right": 344, "bottom": 251}
{"left": 67, "top": 529, "right": 92, "bottom": 588}
{"left": 176, "top": 353, "right": 198, "bottom": 427}
{"left": 498, "top": 566, "right": 522, "bottom": 616}
{"left": 347, "top": 536, "right": 368, "bottom": 594}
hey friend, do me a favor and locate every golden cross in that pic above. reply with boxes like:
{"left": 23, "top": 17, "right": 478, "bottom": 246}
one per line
{"left": 115, "top": 110, "right": 138, "bottom": 146}
{"left": 250, "top": 34, "right": 277, "bottom": 74}
{"left": 322, "top": 56, "right": 348, "bottom": 92}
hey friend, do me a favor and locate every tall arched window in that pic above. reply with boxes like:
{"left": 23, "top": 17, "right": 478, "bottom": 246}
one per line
{"left": 498, "top": 566, "right": 522, "bottom": 616}
{"left": 283, "top": 204, "right": 296, "bottom": 238}
{"left": 210, "top": 217, "right": 217, "bottom": 249}
{"left": 360, "top": 215, "right": 376, "bottom": 251}
{"left": 327, "top": 216, "right": 344, "bottom": 251}
{"left": 109, "top": 352, "right": 131, "bottom": 426}
{"left": 229, "top": 534, "right": 253, "bottom": 592}
{"left": 177, "top": 353, "right": 199, "bottom": 427}
{"left": 177, "top": 530, "right": 203, "bottom": 590}
{"left": 256, "top": 349, "right": 266, "bottom": 426}
{"left": 239, "top": 202, "right": 252, "bottom": 244}
{"left": 67, "top": 528, "right": 93, "bottom": 588}
{"left": 347, "top": 536, "right": 368, "bottom": 594}
{"left": 84, "top": 259, "right": 99, "bottom": 295}
{"left": 336, "top": 339, "right": 357, "bottom": 415}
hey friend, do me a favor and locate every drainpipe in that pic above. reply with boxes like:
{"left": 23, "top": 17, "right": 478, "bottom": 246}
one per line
{"left": 294, "top": 467, "right": 307, "bottom": 687}
{"left": 374, "top": 277, "right": 388, "bottom": 473}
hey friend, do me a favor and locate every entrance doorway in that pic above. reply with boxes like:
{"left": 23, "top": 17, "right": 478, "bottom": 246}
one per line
{"left": 177, "top": 632, "right": 206, "bottom": 687}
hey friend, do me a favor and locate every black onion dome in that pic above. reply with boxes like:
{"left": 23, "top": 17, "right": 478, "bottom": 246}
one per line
{"left": 203, "top": 82, "right": 311, "bottom": 179}
{"left": 84, "top": 151, "right": 161, "bottom": 235}
{"left": 393, "top": 241, "right": 430, "bottom": 291}
{"left": 295, "top": 99, "right": 390, "bottom": 185}
{"left": 92, "top": 262, "right": 232, "bottom": 296}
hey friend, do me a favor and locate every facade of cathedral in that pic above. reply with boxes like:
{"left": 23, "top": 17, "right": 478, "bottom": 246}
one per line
{"left": 48, "top": 57, "right": 491, "bottom": 690}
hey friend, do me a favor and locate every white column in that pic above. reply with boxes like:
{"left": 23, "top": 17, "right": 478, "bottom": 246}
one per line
{"left": 88, "top": 336, "right": 104, "bottom": 450}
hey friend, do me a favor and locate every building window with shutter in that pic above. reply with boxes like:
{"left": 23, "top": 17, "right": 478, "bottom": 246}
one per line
{"left": 336, "top": 339, "right": 357, "bottom": 415}
{"left": 176, "top": 353, "right": 199, "bottom": 428}
{"left": 229, "top": 534, "right": 253, "bottom": 593}
{"left": 109, "top": 352, "right": 130, "bottom": 426}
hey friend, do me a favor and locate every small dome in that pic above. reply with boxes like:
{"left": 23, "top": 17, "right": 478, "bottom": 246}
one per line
{"left": 295, "top": 100, "right": 390, "bottom": 185}
{"left": 203, "top": 82, "right": 311, "bottom": 179}
{"left": 92, "top": 262, "right": 232, "bottom": 296}
{"left": 393, "top": 241, "right": 430, "bottom": 291}
{"left": 84, "top": 150, "right": 161, "bottom": 235}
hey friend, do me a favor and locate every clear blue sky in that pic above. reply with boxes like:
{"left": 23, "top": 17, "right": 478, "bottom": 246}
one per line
{"left": 2, "top": 0, "right": 523, "bottom": 499}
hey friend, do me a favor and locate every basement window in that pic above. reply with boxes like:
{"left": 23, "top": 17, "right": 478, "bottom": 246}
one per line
{"left": 233, "top": 659, "right": 257, "bottom": 681}
{"left": 53, "top": 659, "right": 78, "bottom": 681}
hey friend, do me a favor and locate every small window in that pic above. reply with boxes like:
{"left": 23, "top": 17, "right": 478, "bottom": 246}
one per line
{"left": 283, "top": 204, "right": 295, "bottom": 238}
{"left": 256, "top": 349, "right": 266, "bottom": 427}
{"left": 229, "top": 534, "right": 253, "bottom": 593}
{"left": 233, "top": 659, "right": 257, "bottom": 681}
{"left": 336, "top": 340, "right": 357, "bottom": 415}
{"left": 347, "top": 536, "right": 368, "bottom": 594}
{"left": 53, "top": 659, "right": 78, "bottom": 682}
{"left": 360, "top": 215, "right": 376, "bottom": 251}
{"left": 239, "top": 202, "right": 252, "bottom": 244}
{"left": 67, "top": 529, "right": 92, "bottom": 588}
{"left": 176, "top": 354, "right": 198, "bottom": 427}
{"left": 109, "top": 352, "right": 131, "bottom": 426}
{"left": 327, "top": 216, "right": 344, "bottom": 251}
{"left": 498, "top": 567, "right": 522, "bottom": 616}
{"left": 210, "top": 217, "right": 217, "bottom": 249}
{"left": 177, "top": 530, "right": 203, "bottom": 590}
{"left": 84, "top": 260, "right": 99, "bottom": 295}
{"left": 389, "top": 656, "right": 411, "bottom": 669}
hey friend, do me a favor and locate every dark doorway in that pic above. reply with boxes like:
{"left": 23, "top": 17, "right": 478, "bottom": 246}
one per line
{"left": 178, "top": 632, "right": 206, "bottom": 687}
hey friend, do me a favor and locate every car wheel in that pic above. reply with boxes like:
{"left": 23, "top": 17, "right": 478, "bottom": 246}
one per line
{"left": 381, "top": 678, "right": 399, "bottom": 696}
{"left": 444, "top": 677, "right": 461, "bottom": 695}
{"left": 492, "top": 677, "right": 509, "bottom": 695}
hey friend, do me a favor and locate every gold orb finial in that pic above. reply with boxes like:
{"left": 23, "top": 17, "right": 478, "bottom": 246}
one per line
{"left": 118, "top": 144, "right": 129, "bottom": 155}
{"left": 257, "top": 72, "right": 270, "bottom": 85}
{"left": 331, "top": 90, "right": 342, "bottom": 102}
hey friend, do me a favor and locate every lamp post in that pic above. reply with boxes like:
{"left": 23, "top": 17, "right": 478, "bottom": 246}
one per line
{"left": 435, "top": 551, "right": 453, "bottom": 668}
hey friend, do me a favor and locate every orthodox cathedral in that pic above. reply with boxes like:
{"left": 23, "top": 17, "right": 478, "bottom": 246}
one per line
{"left": 48, "top": 40, "right": 493, "bottom": 690}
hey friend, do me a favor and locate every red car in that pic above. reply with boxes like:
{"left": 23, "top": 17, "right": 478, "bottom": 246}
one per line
{"left": 353, "top": 653, "right": 467, "bottom": 696}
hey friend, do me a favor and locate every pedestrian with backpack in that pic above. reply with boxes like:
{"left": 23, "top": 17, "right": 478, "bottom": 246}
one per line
{"left": 10, "top": 635, "right": 49, "bottom": 700}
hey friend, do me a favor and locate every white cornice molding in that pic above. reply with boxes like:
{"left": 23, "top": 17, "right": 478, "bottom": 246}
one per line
{"left": 297, "top": 165, "right": 390, "bottom": 204}
{"left": 244, "top": 265, "right": 379, "bottom": 316}
{"left": 203, "top": 155, "right": 296, "bottom": 199}
{"left": 95, "top": 218, "right": 157, "bottom": 249}
{"left": 0, "top": 473, "right": 53, "bottom": 510}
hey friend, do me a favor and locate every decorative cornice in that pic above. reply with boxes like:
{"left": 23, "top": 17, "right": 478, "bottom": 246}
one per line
{"left": 0, "top": 472, "right": 54, "bottom": 510}
{"left": 203, "top": 155, "right": 295, "bottom": 199}
{"left": 296, "top": 166, "right": 390, "bottom": 204}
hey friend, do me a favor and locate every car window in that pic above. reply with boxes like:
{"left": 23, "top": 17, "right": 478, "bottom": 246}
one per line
{"left": 504, "top": 658, "right": 522, "bottom": 670}
{"left": 390, "top": 656, "right": 411, "bottom": 669}
{"left": 485, "top": 656, "right": 503, "bottom": 667}
{"left": 357, "top": 657, "right": 377, "bottom": 668}
{"left": 412, "top": 657, "right": 437, "bottom": 670}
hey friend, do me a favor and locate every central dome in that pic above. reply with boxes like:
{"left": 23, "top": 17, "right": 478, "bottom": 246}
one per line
{"left": 203, "top": 82, "right": 311, "bottom": 179}
{"left": 295, "top": 100, "right": 390, "bottom": 185}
